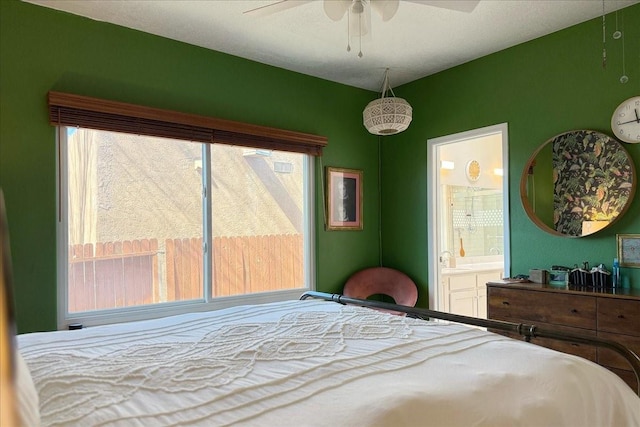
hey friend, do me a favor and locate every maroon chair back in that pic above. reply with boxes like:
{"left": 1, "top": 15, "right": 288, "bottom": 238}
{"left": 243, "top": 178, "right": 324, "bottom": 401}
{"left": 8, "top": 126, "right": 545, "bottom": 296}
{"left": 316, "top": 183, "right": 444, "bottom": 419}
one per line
{"left": 343, "top": 267, "right": 418, "bottom": 308}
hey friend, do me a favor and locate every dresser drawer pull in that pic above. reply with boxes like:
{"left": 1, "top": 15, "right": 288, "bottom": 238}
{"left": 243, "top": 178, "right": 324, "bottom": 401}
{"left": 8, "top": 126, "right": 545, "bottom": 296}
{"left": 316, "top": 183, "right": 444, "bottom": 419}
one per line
{"left": 618, "top": 314, "right": 625, "bottom": 319}
{"left": 571, "top": 309, "right": 578, "bottom": 313}
{"left": 502, "top": 301, "right": 510, "bottom": 305}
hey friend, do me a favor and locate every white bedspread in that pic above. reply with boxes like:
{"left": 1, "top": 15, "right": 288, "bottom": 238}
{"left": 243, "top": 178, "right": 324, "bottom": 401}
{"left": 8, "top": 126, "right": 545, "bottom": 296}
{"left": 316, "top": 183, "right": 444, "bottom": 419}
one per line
{"left": 17, "top": 299, "right": 640, "bottom": 426}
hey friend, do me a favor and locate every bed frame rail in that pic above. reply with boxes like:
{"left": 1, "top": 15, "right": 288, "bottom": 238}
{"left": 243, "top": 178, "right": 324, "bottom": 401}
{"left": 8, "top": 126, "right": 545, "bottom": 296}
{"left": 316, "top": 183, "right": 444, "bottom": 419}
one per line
{"left": 300, "top": 291, "right": 640, "bottom": 396}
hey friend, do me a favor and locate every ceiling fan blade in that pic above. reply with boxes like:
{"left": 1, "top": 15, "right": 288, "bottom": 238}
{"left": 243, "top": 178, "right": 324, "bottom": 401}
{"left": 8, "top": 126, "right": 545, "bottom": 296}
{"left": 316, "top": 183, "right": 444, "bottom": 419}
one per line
{"left": 243, "top": 0, "right": 312, "bottom": 17}
{"left": 323, "top": 0, "right": 351, "bottom": 21}
{"left": 371, "top": 0, "right": 400, "bottom": 22}
{"left": 403, "top": 0, "right": 480, "bottom": 13}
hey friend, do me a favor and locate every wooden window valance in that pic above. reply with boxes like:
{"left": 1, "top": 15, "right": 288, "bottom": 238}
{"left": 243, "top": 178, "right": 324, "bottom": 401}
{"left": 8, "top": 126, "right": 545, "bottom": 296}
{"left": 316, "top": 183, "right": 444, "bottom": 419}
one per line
{"left": 48, "top": 91, "right": 327, "bottom": 156}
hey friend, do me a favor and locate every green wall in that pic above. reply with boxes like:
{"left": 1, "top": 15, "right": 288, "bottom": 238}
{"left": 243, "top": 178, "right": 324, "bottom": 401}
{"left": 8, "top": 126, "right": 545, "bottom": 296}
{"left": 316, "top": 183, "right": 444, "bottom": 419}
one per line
{"left": 2, "top": 1, "right": 639, "bottom": 331}
{"left": 0, "top": 0, "right": 381, "bottom": 333}
{"left": 382, "top": 4, "right": 640, "bottom": 307}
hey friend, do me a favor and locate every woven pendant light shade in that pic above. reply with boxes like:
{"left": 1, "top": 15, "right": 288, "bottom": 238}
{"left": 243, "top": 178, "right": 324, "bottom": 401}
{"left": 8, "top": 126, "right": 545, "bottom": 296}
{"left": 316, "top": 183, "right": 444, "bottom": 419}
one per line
{"left": 363, "top": 69, "right": 412, "bottom": 135}
{"left": 363, "top": 97, "right": 412, "bottom": 135}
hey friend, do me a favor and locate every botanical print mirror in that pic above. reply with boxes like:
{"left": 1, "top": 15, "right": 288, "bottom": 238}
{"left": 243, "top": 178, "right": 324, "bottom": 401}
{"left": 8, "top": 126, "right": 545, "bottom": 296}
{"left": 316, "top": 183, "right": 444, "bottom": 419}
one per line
{"left": 520, "top": 130, "right": 636, "bottom": 237}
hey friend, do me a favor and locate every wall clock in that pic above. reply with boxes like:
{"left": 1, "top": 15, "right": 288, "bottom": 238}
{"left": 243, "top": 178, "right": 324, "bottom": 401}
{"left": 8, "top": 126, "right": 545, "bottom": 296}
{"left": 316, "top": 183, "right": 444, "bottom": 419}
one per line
{"left": 611, "top": 96, "right": 640, "bottom": 143}
{"left": 465, "top": 160, "right": 480, "bottom": 182}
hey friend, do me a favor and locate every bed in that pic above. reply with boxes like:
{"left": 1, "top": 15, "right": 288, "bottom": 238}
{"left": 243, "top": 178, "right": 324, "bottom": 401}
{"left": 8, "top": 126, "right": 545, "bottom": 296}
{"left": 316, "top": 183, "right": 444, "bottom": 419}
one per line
{"left": 12, "top": 291, "right": 640, "bottom": 427}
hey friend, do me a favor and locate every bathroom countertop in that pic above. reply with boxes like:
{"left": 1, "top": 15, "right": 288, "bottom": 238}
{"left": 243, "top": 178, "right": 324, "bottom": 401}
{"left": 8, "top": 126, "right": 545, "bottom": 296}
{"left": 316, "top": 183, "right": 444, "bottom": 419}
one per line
{"left": 441, "top": 262, "right": 504, "bottom": 275}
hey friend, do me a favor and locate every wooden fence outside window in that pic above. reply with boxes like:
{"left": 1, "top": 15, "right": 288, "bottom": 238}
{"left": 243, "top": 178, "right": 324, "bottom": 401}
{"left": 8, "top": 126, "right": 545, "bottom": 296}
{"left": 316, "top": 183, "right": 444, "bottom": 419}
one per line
{"left": 68, "top": 234, "right": 303, "bottom": 312}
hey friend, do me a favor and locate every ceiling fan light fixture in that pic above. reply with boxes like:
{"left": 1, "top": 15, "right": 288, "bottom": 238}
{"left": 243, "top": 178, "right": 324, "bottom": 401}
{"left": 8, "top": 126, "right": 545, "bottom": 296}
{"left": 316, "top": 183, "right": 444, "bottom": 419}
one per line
{"left": 363, "top": 69, "right": 412, "bottom": 135}
{"left": 351, "top": 0, "right": 365, "bottom": 14}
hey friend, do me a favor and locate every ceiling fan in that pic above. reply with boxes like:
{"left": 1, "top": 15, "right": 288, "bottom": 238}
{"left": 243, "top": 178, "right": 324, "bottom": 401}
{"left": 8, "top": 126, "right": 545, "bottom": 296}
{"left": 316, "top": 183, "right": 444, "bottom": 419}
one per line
{"left": 244, "top": 0, "right": 480, "bottom": 56}
{"left": 244, "top": 0, "right": 480, "bottom": 19}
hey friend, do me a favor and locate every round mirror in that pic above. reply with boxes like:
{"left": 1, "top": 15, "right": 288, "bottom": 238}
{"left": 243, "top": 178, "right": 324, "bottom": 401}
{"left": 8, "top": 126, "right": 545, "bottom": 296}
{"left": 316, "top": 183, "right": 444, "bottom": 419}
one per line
{"left": 520, "top": 130, "right": 636, "bottom": 237}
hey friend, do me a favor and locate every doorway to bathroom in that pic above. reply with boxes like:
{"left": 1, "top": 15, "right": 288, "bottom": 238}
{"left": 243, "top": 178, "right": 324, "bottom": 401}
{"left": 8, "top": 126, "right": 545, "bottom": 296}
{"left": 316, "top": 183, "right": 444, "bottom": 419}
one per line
{"left": 426, "top": 123, "right": 510, "bottom": 316}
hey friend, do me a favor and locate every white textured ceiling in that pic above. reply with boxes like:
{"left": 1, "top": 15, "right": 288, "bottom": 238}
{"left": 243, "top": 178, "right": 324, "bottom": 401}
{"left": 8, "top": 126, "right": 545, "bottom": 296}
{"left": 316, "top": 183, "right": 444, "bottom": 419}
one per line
{"left": 25, "top": 0, "right": 639, "bottom": 91}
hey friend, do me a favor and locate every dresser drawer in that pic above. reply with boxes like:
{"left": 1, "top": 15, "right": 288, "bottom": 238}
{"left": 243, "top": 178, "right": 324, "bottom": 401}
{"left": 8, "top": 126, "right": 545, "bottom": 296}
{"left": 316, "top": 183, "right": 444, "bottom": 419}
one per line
{"left": 535, "top": 325, "right": 597, "bottom": 362}
{"left": 597, "top": 298, "right": 640, "bottom": 336}
{"left": 490, "top": 319, "right": 597, "bottom": 362}
{"left": 486, "top": 283, "right": 640, "bottom": 392}
{"left": 488, "top": 287, "right": 596, "bottom": 329}
{"left": 597, "top": 331, "right": 640, "bottom": 371}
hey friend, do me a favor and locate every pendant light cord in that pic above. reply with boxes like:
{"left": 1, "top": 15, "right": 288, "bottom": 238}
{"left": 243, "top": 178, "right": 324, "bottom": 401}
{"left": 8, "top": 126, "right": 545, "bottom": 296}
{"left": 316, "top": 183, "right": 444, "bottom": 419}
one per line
{"left": 378, "top": 135, "right": 383, "bottom": 267}
{"left": 380, "top": 69, "right": 398, "bottom": 99}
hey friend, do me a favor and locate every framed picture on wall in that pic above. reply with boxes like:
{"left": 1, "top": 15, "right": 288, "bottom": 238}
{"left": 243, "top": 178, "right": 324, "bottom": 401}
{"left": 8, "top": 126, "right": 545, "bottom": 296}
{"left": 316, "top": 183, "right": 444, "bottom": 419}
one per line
{"left": 617, "top": 234, "right": 640, "bottom": 268}
{"left": 326, "top": 167, "right": 363, "bottom": 231}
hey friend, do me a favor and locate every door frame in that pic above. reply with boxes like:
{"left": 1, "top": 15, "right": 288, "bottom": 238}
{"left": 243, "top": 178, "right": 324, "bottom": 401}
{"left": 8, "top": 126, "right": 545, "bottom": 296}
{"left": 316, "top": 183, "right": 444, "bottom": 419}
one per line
{"left": 426, "top": 123, "right": 510, "bottom": 310}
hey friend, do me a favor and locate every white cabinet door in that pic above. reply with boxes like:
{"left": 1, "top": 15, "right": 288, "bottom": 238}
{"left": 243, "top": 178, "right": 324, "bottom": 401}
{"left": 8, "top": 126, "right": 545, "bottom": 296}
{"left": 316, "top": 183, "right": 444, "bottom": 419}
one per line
{"left": 443, "top": 269, "right": 501, "bottom": 319}
{"left": 450, "top": 289, "right": 477, "bottom": 317}
{"left": 442, "top": 273, "right": 476, "bottom": 312}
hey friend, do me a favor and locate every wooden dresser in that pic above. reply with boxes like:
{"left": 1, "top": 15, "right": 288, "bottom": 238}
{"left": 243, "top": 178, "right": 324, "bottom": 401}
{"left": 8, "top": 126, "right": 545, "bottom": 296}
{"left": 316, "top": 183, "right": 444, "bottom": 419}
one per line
{"left": 487, "top": 281, "right": 640, "bottom": 391}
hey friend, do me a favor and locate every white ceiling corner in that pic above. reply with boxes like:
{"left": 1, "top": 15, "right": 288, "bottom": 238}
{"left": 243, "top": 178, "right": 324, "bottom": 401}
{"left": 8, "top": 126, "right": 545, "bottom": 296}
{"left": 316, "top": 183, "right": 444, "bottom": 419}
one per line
{"left": 23, "top": 0, "right": 640, "bottom": 91}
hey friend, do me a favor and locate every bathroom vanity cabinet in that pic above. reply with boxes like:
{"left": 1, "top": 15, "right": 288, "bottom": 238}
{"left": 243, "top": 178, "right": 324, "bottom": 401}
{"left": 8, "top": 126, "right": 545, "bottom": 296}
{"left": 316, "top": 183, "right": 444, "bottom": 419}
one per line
{"left": 487, "top": 281, "right": 640, "bottom": 391}
{"left": 440, "top": 269, "right": 503, "bottom": 318}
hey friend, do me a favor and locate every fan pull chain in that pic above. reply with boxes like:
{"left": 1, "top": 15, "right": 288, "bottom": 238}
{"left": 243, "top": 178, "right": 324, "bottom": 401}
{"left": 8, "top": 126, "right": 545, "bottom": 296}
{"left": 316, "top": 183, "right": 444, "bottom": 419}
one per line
{"left": 346, "top": 10, "right": 351, "bottom": 52}
{"left": 613, "top": 10, "right": 621, "bottom": 39}
{"left": 358, "top": 12, "right": 363, "bottom": 57}
{"left": 620, "top": 13, "right": 628, "bottom": 83}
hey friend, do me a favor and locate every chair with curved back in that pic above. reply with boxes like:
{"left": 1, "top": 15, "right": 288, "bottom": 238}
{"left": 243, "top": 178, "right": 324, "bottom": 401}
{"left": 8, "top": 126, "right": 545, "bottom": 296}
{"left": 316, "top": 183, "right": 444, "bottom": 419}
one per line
{"left": 343, "top": 267, "right": 418, "bottom": 314}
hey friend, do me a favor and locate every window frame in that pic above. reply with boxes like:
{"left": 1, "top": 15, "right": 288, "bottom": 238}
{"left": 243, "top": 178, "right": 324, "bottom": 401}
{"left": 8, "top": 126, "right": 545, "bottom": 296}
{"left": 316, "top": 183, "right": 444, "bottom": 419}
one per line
{"left": 52, "top": 93, "right": 323, "bottom": 330}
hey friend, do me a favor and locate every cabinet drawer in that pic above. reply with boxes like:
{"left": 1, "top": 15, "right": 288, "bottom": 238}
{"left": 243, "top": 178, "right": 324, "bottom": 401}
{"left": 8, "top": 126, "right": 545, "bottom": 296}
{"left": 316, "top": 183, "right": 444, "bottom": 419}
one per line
{"left": 490, "top": 319, "right": 597, "bottom": 362}
{"left": 447, "top": 274, "right": 476, "bottom": 292}
{"left": 597, "top": 298, "right": 640, "bottom": 336}
{"left": 537, "top": 336, "right": 597, "bottom": 362}
{"left": 597, "top": 331, "right": 640, "bottom": 371}
{"left": 488, "top": 287, "right": 596, "bottom": 329}
{"left": 534, "top": 322, "right": 597, "bottom": 362}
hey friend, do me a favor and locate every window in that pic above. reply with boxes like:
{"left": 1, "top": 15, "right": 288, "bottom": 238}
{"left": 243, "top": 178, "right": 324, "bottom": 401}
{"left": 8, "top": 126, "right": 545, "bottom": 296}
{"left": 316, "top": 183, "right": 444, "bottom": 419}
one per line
{"left": 51, "top": 92, "right": 325, "bottom": 329}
